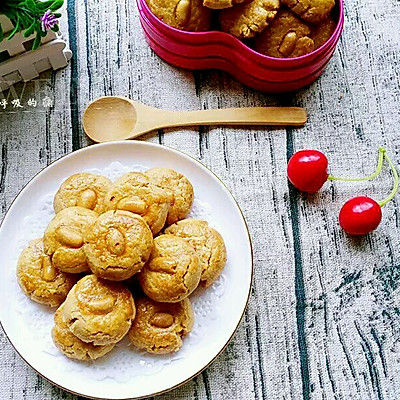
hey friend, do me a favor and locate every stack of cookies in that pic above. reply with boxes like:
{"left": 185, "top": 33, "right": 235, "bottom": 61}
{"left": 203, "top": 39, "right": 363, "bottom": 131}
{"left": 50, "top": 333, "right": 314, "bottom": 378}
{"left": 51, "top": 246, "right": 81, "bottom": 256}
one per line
{"left": 17, "top": 168, "right": 227, "bottom": 360}
{"left": 145, "top": 0, "right": 337, "bottom": 58}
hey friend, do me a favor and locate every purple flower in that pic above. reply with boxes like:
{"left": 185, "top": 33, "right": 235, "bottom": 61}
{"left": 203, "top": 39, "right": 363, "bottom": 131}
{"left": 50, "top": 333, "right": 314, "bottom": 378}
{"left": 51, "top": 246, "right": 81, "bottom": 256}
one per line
{"left": 40, "top": 10, "right": 59, "bottom": 32}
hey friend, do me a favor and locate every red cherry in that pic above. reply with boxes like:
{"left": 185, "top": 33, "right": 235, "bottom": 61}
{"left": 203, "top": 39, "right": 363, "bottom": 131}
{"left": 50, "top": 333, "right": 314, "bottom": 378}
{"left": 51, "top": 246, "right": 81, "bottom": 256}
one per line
{"left": 287, "top": 150, "right": 329, "bottom": 193}
{"left": 339, "top": 196, "right": 382, "bottom": 235}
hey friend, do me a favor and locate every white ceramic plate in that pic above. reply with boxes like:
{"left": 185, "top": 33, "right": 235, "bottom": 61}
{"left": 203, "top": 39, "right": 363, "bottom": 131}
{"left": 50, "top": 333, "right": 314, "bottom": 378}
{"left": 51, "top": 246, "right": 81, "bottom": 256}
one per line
{"left": 0, "top": 141, "right": 253, "bottom": 399}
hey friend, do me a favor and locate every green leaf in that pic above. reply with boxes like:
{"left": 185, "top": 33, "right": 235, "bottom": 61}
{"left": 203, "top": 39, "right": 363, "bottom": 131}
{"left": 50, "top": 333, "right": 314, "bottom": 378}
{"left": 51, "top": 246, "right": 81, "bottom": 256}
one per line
{"left": 18, "top": 10, "right": 32, "bottom": 29}
{"left": 23, "top": 21, "right": 36, "bottom": 37}
{"left": 0, "top": 25, "right": 3, "bottom": 43}
{"left": 36, "top": 0, "right": 57, "bottom": 10}
{"left": 26, "top": 0, "right": 38, "bottom": 13}
{"left": 32, "top": 32, "right": 41, "bottom": 49}
{"left": 50, "top": 0, "right": 64, "bottom": 11}
{"left": 7, "top": 14, "right": 20, "bottom": 40}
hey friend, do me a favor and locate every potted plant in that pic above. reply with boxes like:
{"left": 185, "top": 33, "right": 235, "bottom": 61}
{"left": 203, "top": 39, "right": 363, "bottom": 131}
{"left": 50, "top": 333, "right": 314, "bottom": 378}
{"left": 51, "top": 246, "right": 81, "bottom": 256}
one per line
{"left": 0, "top": 0, "right": 63, "bottom": 49}
{"left": 0, "top": 0, "right": 71, "bottom": 91}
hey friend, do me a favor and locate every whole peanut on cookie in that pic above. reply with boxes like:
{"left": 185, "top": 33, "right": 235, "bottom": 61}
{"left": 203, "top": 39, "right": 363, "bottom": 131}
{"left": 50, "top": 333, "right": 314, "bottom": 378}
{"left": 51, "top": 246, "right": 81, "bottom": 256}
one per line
{"left": 219, "top": 0, "right": 280, "bottom": 39}
{"left": 146, "top": 0, "right": 212, "bottom": 31}
{"left": 281, "top": 0, "right": 335, "bottom": 24}
{"left": 255, "top": 10, "right": 315, "bottom": 58}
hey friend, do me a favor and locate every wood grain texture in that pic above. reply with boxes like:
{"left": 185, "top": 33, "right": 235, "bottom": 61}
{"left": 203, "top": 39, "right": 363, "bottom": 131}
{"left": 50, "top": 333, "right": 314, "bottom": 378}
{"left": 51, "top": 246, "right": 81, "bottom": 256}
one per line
{"left": 0, "top": 0, "right": 399, "bottom": 398}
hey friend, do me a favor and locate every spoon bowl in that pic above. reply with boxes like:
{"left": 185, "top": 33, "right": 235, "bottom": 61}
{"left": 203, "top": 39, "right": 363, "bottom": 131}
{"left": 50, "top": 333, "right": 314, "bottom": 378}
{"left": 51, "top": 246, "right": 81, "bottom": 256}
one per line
{"left": 83, "top": 97, "right": 138, "bottom": 142}
{"left": 83, "top": 96, "right": 307, "bottom": 143}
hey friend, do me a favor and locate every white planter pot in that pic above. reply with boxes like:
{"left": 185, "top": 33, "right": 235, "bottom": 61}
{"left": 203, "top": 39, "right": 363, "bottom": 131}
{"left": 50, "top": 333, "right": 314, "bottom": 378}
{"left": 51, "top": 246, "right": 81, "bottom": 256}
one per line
{"left": 0, "top": 15, "right": 71, "bottom": 91}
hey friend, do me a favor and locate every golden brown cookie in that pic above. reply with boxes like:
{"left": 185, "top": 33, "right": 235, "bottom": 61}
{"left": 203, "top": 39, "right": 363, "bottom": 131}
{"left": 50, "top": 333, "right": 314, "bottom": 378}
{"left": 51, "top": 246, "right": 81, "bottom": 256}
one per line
{"left": 219, "top": 0, "right": 280, "bottom": 39}
{"left": 203, "top": 0, "right": 246, "bottom": 10}
{"left": 17, "top": 238, "right": 77, "bottom": 307}
{"left": 52, "top": 306, "right": 115, "bottom": 361}
{"left": 165, "top": 219, "right": 226, "bottom": 287}
{"left": 84, "top": 211, "right": 153, "bottom": 281}
{"left": 146, "top": 0, "right": 212, "bottom": 31}
{"left": 61, "top": 275, "right": 135, "bottom": 345}
{"left": 254, "top": 10, "right": 314, "bottom": 58}
{"left": 281, "top": 0, "right": 335, "bottom": 24}
{"left": 105, "top": 172, "right": 172, "bottom": 235}
{"left": 43, "top": 207, "right": 98, "bottom": 273}
{"left": 311, "top": 16, "right": 336, "bottom": 48}
{"left": 138, "top": 235, "right": 201, "bottom": 303}
{"left": 128, "top": 297, "right": 194, "bottom": 354}
{"left": 146, "top": 167, "right": 194, "bottom": 225}
{"left": 54, "top": 173, "right": 113, "bottom": 214}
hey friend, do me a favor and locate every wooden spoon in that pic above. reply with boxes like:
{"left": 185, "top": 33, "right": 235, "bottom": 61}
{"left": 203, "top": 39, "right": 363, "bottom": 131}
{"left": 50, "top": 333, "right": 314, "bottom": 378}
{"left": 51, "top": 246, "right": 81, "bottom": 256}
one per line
{"left": 83, "top": 96, "right": 307, "bottom": 143}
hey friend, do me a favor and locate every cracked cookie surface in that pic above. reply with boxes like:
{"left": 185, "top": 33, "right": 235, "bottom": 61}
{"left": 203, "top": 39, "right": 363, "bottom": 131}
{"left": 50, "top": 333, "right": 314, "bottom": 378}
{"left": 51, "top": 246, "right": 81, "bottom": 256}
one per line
{"left": 61, "top": 275, "right": 135, "bottom": 345}
{"left": 138, "top": 234, "right": 201, "bottom": 303}
{"left": 165, "top": 219, "right": 227, "bottom": 287}
{"left": 52, "top": 306, "right": 115, "bottom": 361}
{"left": 17, "top": 238, "right": 77, "bottom": 307}
{"left": 105, "top": 172, "right": 172, "bottom": 235}
{"left": 255, "top": 9, "right": 314, "bottom": 57}
{"left": 203, "top": 0, "right": 246, "bottom": 10}
{"left": 281, "top": 0, "right": 335, "bottom": 23}
{"left": 146, "top": 0, "right": 212, "bottom": 31}
{"left": 146, "top": 167, "right": 194, "bottom": 226}
{"left": 219, "top": 0, "right": 280, "bottom": 39}
{"left": 84, "top": 210, "right": 153, "bottom": 281}
{"left": 128, "top": 297, "right": 194, "bottom": 354}
{"left": 43, "top": 207, "right": 98, "bottom": 273}
{"left": 311, "top": 16, "right": 336, "bottom": 48}
{"left": 54, "top": 173, "right": 113, "bottom": 214}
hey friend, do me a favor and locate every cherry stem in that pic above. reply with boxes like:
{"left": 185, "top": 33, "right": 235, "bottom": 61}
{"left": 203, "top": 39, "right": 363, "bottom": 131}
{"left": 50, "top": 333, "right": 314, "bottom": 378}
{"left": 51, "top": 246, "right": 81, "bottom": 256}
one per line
{"left": 327, "top": 147, "right": 386, "bottom": 182}
{"left": 378, "top": 150, "right": 399, "bottom": 207}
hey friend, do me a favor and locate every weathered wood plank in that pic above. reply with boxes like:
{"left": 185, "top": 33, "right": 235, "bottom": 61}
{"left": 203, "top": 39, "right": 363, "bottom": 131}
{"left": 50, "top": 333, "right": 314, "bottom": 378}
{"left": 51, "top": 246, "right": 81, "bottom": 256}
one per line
{"left": 286, "top": 0, "right": 400, "bottom": 399}
{"left": 0, "top": 6, "right": 76, "bottom": 400}
{"left": 0, "top": 0, "right": 399, "bottom": 398}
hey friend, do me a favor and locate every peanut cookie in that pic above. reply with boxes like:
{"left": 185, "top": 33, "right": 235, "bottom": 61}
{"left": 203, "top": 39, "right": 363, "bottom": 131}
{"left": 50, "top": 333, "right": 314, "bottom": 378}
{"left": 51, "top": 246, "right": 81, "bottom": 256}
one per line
{"left": 52, "top": 306, "right": 115, "bottom": 361}
{"left": 17, "top": 238, "right": 77, "bottom": 307}
{"left": 128, "top": 297, "right": 194, "bottom": 354}
{"left": 61, "top": 275, "right": 135, "bottom": 345}
{"left": 84, "top": 211, "right": 153, "bottom": 281}
{"left": 219, "top": 0, "right": 280, "bottom": 39}
{"left": 254, "top": 10, "right": 314, "bottom": 58}
{"left": 43, "top": 207, "right": 98, "bottom": 273}
{"left": 146, "top": 167, "right": 194, "bottom": 225}
{"left": 311, "top": 16, "right": 336, "bottom": 48}
{"left": 105, "top": 172, "right": 172, "bottom": 235}
{"left": 138, "top": 235, "right": 201, "bottom": 303}
{"left": 203, "top": 0, "right": 246, "bottom": 10}
{"left": 54, "top": 173, "right": 113, "bottom": 214}
{"left": 146, "top": 0, "right": 212, "bottom": 31}
{"left": 281, "top": 0, "right": 335, "bottom": 24}
{"left": 165, "top": 219, "right": 226, "bottom": 287}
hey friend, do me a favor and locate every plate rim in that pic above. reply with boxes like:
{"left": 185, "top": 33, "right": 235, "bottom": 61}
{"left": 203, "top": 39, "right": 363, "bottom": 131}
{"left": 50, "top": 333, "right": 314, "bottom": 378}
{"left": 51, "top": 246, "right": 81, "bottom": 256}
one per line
{"left": 0, "top": 141, "right": 254, "bottom": 400}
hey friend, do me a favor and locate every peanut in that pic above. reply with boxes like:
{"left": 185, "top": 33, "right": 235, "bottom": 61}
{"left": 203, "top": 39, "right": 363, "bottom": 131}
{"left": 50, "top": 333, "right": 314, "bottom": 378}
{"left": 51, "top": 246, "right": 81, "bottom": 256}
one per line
{"left": 175, "top": 0, "right": 190, "bottom": 25}
{"left": 88, "top": 296, "right": 116, "bottom": 313}
{"left": 77, "top": 189, "right": 97, "bottom": 210}
{"left": 106, "top": 228, "right": 126, "bottom": 256}
{"left": 150, "top": 312, "right": 174, "bottom": 328}
{"left": 149, "top": 257, "right": 177, "bottom": 273}
{"left": 56, "top": 226, "right": 84, "bottom": 248}
{"left": 41, "top": 255, "right": 57, "bottom": 281}
{"left": 279, "top": 31, "right": 297, "bottom": 57}
{"left": 117, "top": 197, "right": 147, "bottom": 214}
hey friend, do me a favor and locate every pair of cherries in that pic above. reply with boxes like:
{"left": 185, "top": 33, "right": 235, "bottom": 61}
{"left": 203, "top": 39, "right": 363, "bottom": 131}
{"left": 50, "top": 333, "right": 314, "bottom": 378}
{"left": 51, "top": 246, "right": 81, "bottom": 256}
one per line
{"left": 287, "top": 147, "right": 399, "bottom": 235}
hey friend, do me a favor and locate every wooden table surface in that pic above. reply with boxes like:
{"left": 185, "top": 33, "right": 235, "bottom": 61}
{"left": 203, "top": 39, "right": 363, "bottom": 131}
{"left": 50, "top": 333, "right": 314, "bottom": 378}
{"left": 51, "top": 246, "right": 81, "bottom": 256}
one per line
{"left": 1, "top": 0, "right": 399, "bottom": 399}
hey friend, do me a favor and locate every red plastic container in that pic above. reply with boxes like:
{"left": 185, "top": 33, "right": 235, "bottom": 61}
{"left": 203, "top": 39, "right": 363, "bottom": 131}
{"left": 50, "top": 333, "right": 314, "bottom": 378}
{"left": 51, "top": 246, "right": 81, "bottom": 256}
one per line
{"left": 137, "top": 0, "right": 344, "bottom": 92}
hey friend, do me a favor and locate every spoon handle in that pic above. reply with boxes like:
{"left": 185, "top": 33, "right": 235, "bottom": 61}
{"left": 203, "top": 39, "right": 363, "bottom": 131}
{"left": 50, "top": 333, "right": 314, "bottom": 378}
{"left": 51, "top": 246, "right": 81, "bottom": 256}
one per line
{"left": 158, "top": 107, "right": 307, "bottom": 128}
